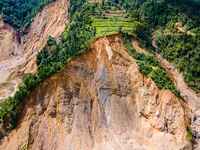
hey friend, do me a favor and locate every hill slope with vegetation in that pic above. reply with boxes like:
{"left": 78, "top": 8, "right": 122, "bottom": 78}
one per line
{"left": 0, "top": 0, "right": 199, "bottom": 141}
{"left": 120, "top": 0, "right": 200, "bottom": 92}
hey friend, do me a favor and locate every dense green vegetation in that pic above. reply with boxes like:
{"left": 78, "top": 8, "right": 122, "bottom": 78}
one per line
{"left": 121, "top": 0, "right": 200, "bottom": 29}
{"left": 123, "top": 34, "right": 181, "bottom": 98}
{"left": 185, "top": 125, "right": 193, "bottom": 142}
{"left": 0, "top": 0, "right": 56, "bottom": 30}
{"left": 155, "top": 33, "right": 200, "bottom": 92}
{"left": 123, "top": 34, "right": 161, "bottom": 68}
{"left": 119, "top": 0, "right": 200, "bottom": 92}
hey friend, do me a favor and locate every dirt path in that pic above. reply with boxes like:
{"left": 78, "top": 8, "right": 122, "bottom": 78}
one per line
{"left": 176, "top": 22, "right": 195, "bottom": 36}
{"left": 177, "top": 26, "right": 195, "bottom": 36}
{"left": 151, "top": 35, "right": 157, "bottom": 49}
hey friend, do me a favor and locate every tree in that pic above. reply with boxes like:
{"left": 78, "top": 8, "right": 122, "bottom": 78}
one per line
{"left": 47, "top": 36, "right": 56, "bottom": 46}
{"left": 91, "top": 4, "right": 95, "bottom": 15}
{"left": 20, "top": 73, "right": 38, "bottom": 91}
{"left": 131, "top": 21, "right": 145, "bottom": 37}
{"left": 102, "top": 0, "right": 105, "bottom": 6}
{"left": 118, "top": 26, "right": 122, "bottom": 33}
{"left": 49, "top": 45, "right": 58, "bottom": 55}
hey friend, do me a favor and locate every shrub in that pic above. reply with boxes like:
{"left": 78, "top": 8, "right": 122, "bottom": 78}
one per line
{"left": 49, "top": 45, "right": 58, "bottom": 55}
{"left": 47, "top": 36, "right": 57, "bottom": 46}
{"left": 123, "top": 34, "right": 182, "bottom": 98}
{"left": 185, "top": 125, "right": 190, "bottom": 131}
{"left": 138, "top": 61, "right": 153, "bottom": 76}
{"left": 185, "top": 125, "right": 193, "bottom": 142}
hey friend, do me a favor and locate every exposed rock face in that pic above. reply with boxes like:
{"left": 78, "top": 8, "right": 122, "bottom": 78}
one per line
{"left": 20, "top": 0, "right": 69, "bottom": 75}
{"left": 0, "top": 0, "right": 69, "bottom": 99}
{"left": 0, "top": 34, "right": 192, "bottom": 150}
{"left": 0, "top": 18, "right": 19, "bottom": 62}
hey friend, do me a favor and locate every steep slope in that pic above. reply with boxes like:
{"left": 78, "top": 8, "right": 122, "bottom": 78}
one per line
{"left": 0, "top": 18, "right": 19, "bottom": 62}
{"left": 0, "top": 34, "right": 192, "bottom": 150}
{"left": 0, "top": 0, "right": 69, "bottom": 99}
{"left": 0, "top": 18, "right": 20, "bottom": 99}
{"left": 135, "top": 35, "right": 200, "bottom": 149}
{"left": 155, "top": 53, "right": 200, "bottom": 149}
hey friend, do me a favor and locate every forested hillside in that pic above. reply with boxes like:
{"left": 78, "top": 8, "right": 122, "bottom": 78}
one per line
{"left": 120, "top": 0, "right": 200, "bottom": 92}
{"left": 121, "top": 0, "right": 200, "bottom": 29}
{"left": 0, "top": 0, "right": 56, "bottom": 30}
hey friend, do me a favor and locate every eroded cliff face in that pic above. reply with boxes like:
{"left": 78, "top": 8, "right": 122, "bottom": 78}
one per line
{"left": 0, "top": 18, "right": 19, "bottom": 62}
{"left": 0, "top": 0, "right": 69, "bottom": 99}
{"left": 0, "top": 34, "right": 193, "bottom": 150}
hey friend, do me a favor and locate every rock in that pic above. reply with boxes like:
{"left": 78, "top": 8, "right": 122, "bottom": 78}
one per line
{"left": 156, "top": 110, "right": 160, "bottom": 117}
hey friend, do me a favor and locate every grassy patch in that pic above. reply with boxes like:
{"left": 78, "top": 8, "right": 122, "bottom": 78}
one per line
{"left": 113, "top": 49, "right": 132, "bottom": 61}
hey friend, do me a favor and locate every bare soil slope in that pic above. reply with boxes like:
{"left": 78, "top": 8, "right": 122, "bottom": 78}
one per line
{"left": 0, "top": 34, "right": 192, "bottom": 150}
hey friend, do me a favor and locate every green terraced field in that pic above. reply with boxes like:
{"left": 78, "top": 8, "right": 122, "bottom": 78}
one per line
{"left": 92, "top": 15, "right": 134, "bottom": 37}
{"left": 88, "top": 2, "right": 134, "bottom": 37}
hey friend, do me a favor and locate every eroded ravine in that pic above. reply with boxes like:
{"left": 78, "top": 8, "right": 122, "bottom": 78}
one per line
{"left": 0, "top": 0, "right": 69, "bottom": 100}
